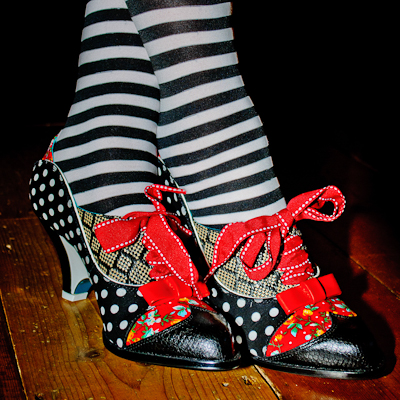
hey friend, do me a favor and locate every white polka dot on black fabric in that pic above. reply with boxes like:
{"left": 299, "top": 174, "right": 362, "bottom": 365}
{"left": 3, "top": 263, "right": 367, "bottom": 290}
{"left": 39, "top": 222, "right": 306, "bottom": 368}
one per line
{"left": 211, "top": 288, "right": 218, "bottom": 297}
{"left": 110, "top": 304, "right": 119, "bottom": 314}
{"left": 107, "top": 322, "right": 113, "bottom": 332}
{"left": 117, "top": 338, "right": 123, "bottom": 348}
{"left": 119, "top": 320, "right": 128, "bottom": 330}
{"left": 236, "top": 335, "right": 242, "bottom": 344}
{"left": 101, "top": 289, "right": 108, "bottom": 298}
{"left": 128, "top": 304, "right": 138, "bottom": 313}
{"left": 222, "top": 302, "right": 230, "bottom": 312}
{"left": 116, "top": 288, "right": 126, "bottom": 297}
{"left": 251, "top": 312, "right": 261, "bottom": 322}
{"left": 265, "top": 325, "right": 274, "bottom": 336}
{"left": 248, "top": 331, "right": 257, "bottom": 341}
{"left": 237, "top": 298, "right": 246, "bottom": 308}
{"left": 235, "top": 316, "right": 243, "bottom": 326}
{"left": 250, "top": 349, "right": 258, "bottom": 356}
{"left": 269, "top": 307, "right": 279, "bottom": 317}
{"left": 100, "top": 306, "right": 105, "bottom": 315}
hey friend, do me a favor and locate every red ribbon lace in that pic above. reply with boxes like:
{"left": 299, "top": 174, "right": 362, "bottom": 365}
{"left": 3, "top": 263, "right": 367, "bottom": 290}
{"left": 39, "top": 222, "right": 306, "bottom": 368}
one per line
{"left": 205, "top": 186, "right": 346, "bottom": 286}
{"left": 94, "top": 184, "right": 209, "bottom": 300}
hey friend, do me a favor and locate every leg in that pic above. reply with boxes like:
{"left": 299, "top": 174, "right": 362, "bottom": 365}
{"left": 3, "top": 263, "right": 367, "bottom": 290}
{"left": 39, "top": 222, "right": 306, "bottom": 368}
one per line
{"left": 127, "top": 0, "right": 286, "bottom": 228}
{"left": 53, "top": 0, "right": 160, "bottom": 216}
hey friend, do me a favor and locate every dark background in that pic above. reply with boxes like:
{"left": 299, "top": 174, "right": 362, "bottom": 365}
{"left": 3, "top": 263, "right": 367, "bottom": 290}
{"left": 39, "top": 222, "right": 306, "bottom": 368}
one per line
{"left": 8, "top": 1, "right": 396, "bottom": 194}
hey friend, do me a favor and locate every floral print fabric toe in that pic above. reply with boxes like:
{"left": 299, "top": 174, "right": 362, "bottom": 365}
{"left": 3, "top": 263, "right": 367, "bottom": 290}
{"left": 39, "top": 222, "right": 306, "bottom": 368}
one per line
{"left": 266, "top": 298, "right": 357, "bottom": 356}
{"left": 126, "top": 297, "right": 214, "bottom": 346}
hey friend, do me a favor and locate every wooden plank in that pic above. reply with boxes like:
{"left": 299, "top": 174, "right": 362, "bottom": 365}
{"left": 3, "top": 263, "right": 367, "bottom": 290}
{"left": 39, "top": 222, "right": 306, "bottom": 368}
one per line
{"left": 0, "top": 297, "right": 26, "bottom": 400}
{"left": 0, "top": 218, "right": 279, "bottom": 400}
{"left": 259, "top": 222, "right": 400, "bottom": 400}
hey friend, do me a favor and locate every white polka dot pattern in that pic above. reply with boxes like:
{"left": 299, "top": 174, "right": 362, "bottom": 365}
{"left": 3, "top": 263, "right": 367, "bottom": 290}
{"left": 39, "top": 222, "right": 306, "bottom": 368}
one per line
{"left": 206, "top": 277, "right": 287, "bottom": 359}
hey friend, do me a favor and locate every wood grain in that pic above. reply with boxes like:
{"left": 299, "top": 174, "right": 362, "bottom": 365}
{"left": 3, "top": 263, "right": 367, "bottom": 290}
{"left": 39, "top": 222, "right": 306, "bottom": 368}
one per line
{"left": 1, "top": 130, "right": 399, "bottom": 399}
{"left": 0, "top": 296, "right": 26, "bottom": 400}
{"left": 259, "top": 224, "right": 400, "bottom": 400}
{"left": 0, "top": 218, "right": 278, "bottom": 400}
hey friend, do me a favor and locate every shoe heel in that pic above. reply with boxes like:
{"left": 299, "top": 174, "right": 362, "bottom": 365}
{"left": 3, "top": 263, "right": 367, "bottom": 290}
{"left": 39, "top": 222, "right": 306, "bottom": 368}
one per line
{"left": 59, "top": 235, "right": 92, "bottom": 302}
{"left": 43, "top": 220, "right": 92, "bottom": 302}
{"left": 30, "top": 159, "right": 92, "bottom": 302}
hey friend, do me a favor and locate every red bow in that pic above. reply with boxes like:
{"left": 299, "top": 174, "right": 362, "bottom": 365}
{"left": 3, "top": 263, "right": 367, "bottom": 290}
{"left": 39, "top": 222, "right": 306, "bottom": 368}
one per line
{"left": 276, "top": 273, "right": 342, "bottom": 314}
{"left": 94, "top": 184, "right": 207, "bottom": 299}
{"left": 206, "top": 186, "right": 345, "bottom": 285}
{"left": 139, "top": 275, "right": 210, "bottom": 307}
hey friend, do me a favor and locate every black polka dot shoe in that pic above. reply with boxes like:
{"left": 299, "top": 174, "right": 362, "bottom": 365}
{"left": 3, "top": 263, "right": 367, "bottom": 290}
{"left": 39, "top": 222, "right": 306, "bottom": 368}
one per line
{"left": 157, "top": 157, "right": 386, "bottom": 379}
{"left": 28, "top": 144, "right": 241, "bottom": 370}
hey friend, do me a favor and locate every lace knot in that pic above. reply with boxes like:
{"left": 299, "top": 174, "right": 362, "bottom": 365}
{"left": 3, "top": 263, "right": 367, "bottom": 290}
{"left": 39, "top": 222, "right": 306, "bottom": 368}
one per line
{"left": 206, "top": 186, "right": 346, "bottom": 286}
{"left": 94, "top": 184, "right": 208, "bottom": 300}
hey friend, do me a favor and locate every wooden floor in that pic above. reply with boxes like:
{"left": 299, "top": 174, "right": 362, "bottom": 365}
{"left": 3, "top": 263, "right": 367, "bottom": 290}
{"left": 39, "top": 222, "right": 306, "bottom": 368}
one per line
{"left": 1, "top": 128, "right": 399, "bottom": 399}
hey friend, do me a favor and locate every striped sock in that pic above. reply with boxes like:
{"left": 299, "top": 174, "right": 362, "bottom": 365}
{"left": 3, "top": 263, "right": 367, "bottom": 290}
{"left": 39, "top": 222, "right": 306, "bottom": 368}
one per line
{"left": 126, "top": 0, "right": 286, "bottom": 228}
{"left": 53, "top": 0, "right": 160, "bottom": 216}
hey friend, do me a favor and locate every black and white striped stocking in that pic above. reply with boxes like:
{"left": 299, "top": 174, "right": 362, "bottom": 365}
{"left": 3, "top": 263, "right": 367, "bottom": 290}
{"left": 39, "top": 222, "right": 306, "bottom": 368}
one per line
{"left": 53, "top": 0, "right": 160, "bottom": 216}
{"left": 126, "top": 0, "right": 286, "bottom": 228}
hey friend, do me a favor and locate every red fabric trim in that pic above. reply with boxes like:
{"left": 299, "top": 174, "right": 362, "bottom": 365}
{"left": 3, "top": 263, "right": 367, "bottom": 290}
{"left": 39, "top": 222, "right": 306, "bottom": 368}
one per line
{"left": 266, "top": 298, "right": 357, "bottom": 356}
{"left": 276, "top": 274, "right": 342, "bottom": 314}
{"left": 139, "top": 275, "right": 209, "bottom": 306}
{"left": 126, "top": 297, "right": 214, "bottom": 346}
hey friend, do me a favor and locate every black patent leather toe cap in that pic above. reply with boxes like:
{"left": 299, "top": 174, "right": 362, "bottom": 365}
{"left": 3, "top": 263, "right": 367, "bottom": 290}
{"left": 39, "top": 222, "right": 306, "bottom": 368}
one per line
{"left": 255, "top": 314, "right": 385, "bottom": 379}
{"left": 106, "top": 308, "right": 240, "bottom": 370}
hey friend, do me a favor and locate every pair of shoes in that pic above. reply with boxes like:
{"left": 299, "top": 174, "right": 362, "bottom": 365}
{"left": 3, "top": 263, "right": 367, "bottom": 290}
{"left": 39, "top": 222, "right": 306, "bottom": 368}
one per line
{"left": 158, "top": 158, "right": 386, "bottom": 379}
{"left": 29, "top": 138, "right": 385, "bottom": 377}
{"left": 29, "top": 139, "right": 240, "bottom": 370}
